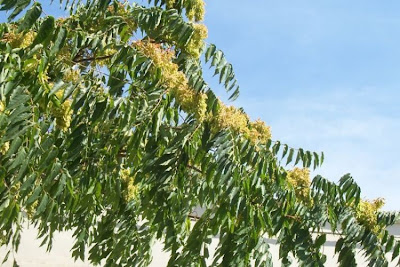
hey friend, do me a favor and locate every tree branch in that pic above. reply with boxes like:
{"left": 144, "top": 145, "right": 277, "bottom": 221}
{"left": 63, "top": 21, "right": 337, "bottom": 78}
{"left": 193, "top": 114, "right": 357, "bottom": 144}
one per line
{"left": 73, "top": 54, "right": 114, "bottom": 63}
{"left": 187, "top": 165, "right": 202, "bottom": 174}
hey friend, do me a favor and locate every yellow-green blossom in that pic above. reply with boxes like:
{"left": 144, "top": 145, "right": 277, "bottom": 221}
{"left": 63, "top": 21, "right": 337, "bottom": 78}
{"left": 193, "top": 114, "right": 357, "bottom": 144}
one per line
{"left": 166, "top": 0, "right": 176, "bottom": 8}
{"left": 50, "top": 90, "right": 72, "bottom": 131}
{"left": 186, "top": 0, "right": 205, "bottom": 22}
{"left": 356, "top": 198, "right": 385, "bottom": 234}
{"left": 211, "top": 102, "right": 249, "bottom": 133}
{"left": 63, "top": 69, "right": 81, "bottom": 83}
{"left": 135, "top": 41, "right": 208, "bottom": 121}
{"left": 0, "top": 142, "right": 9, "bottom": 155}
{"left": 2, "top": 30, "right": 36, "bottom": 48}
{"left": 186, "top": 23, "right": 208, "bottom": 59}
{"left": 287, "top": 167, "right": 311, "bottom": 203}
{"left": 135, "top": 41, "right": 272, "bottom": 142}
{"left": 120, "top": 168, "right": 139, "bottom": 202}
{"left": 246, "top": 119, "right": 272, "bottom": 144}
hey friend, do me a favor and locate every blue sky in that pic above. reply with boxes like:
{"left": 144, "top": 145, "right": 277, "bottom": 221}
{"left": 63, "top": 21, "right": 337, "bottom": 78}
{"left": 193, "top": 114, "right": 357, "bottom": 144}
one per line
{"left": 204, "top": 1, "right": 400, "bottom": 211}
{"left": 2, "top": 1, "right": 399, "bottom": 210}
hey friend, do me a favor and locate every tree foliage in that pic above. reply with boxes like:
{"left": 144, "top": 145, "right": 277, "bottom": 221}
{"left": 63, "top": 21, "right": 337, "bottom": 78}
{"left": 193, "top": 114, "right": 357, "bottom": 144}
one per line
{"left": 0, "top": 0, "right": 399, "bottom": 266}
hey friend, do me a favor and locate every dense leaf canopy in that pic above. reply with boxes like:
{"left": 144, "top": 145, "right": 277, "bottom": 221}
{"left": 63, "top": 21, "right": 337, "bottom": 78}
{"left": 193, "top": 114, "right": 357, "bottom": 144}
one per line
{"left": 0, "top": 0, "right": 399, "bottom": 266}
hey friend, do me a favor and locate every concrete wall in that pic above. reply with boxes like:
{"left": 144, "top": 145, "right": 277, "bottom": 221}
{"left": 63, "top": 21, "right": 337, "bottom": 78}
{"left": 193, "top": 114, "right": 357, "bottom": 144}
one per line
{"left": 1, "top": 223, "right": 399, "bottom": 266}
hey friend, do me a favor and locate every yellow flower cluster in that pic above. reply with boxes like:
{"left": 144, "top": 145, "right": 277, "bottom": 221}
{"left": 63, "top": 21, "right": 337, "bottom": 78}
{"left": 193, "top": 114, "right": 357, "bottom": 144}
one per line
{"left": 166, "top": 0, "right": 205, "bottom": 22}
{"left": 9, "top": 182, "right": 20, "bottom": 197}
{"left": 171, "top": 85, "right": 208, "bottom": 121}
{"left": 21, "top": 32, "right": 35, "bottom": 48}
{"left": 287, "top": 167, "right": 311, "bottom": 203}
{"left": 1, "top": 31, "right": 35, "bottom": 48}
{"left": 211, "top": 102, "right": 272, "bottom": 144}
{"left": 356, "top": 198, "right": 385, "bottom": 233}
{"left": 51, "top": 90, "right": 72, "bottom": 131}
{"left": 63, "top": 69, "right": 81, "bottom": 83}
{"left": 135, "top": 41, "right": 175, "bottom": 64}
{"left": 0, "top": 101, "right": 9, "bottom": 155}
{"left": 135, "top": 41, "right": 208, "bottom": 121}
{"left": 24, "top": 54, "right": 39, "bottom": 73}
{"left": 0, "top": 230, "right": 6, "bottom": 246}
{"left": 185, "top": 0, "right": 205, "bottom": 22}
{"left": 120, "top": 168, "right": 138, "bottom": 202}
{"left": 38, "top": 70, "right": 51, "bottom": 90}
{"left": 246, "top": 119, "right": 272, "bottom": 144}
{"left": 108, "top": 2, "right": 136, "bottom": 31}
{"left": 212, "top": 102, "right": 248, "bottom": 133}
{"left": 166, "top": 0, "right": 176, "bottom": 8}
{"left": 135, "top": 41, "right": 273, "bottom": 142}
{"left": 0, "top": 142, "right": 9, "bottom": 155}
{"left": 186, "top": 23, "right": 208, "bottom": 59}
{"left": 56, "top": 17, "right": 67, "bottom": 27}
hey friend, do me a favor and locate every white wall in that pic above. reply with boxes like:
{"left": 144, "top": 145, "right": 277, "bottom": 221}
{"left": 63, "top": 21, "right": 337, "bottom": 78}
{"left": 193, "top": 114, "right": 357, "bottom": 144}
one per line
{"left": 1, "top": 223, "right": 399, "bottom": 266}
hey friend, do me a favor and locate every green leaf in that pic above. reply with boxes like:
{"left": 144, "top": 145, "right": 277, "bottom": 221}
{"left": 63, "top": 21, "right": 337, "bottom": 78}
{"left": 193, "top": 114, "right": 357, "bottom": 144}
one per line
{"left": 282, "top": 144, "right": 289, "bottom": 159}
{"left": 61, "top": 83, "right": 75, "bottom": 102}
{"left": 295, "top": 149, "right": 302, "bottom": 166}
{"left": 335, "top": 238, "right": 344, "bottom": 254}
{"left": 35, "top": 194, "right": 49, "bottom": 216}
{"left": 7, "top": 148, "right": 26, "bottom": 172}
{"left": 1, "top": 251, "right": 10, "bottom": 265}
{"left": 385, "top": 235, "right": 394, "bottom": 253}
{"left": 54, "top": 173, "right": 67, "bottom": 197}
{"left": 286, "top": 148, "right": 294, "bottom": 165}
{"left": 272, "top": 141, "right": 280, "bottom": 155}
{"left": 228, "top": 85, "right": 240, "bottom": 101}
{"left": 313, "top": 151, "right": 319, "bottom": 169}
{"left": 50, "top": 27, "right": 67, "bottom": 57}
{"left": 99, "top": 0, "right": 112, "bottom": 10}
{"left": 204, "top": 43, "right": 240, "bottom": 100}
{"left": 152, "top": 107, "right": 163, "bottom": 138}
{"left": 315, "top": 234, "right": 326, "bottom": 248}
{"left": 32, "top": 16, "right": 55, "bottom": 46}
{"left": 5, "top": 137, "right": 23, "bottom": 157}
{"left": 91, "top": 100, "right": 107, "bottom": 123}
{"left": 26, "top": 186, "right": 42, "bottom": 205}
{"left": 46, "top": 162, "right": 62, "bottom": 183}
{"left": 39, "top": 147, "right": 58, "bottom": 169}
{"left": 49, "top": 80, "right": 66, "bottom": 97}
{"left": 7, "top": 0, "right": 30, "bottom": 21}
{"left": 305, "top": 150, "right": 312, "bottom": 168}
{"left": 17, "top": 2, "right": 41, "bottom": 32}
{"left": 392, "top": 242, "right": 400, "bottom": 260}
{"left": 205, "top": 44, "right": 216, "bottom": 62}
{"left": 321, "top": 151, "right": 325, "bottom": 165}
{"left": 108, "top": 70, "right": 126, "bottom": 96}
{"left": 8, "top": 93, "right": 30, "bottom": 110}
{"left": 0, "top": 0, "right": 17, "bottom": 12}
{"left": 20, "top": 173, "right": 36, "bottom": 196}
